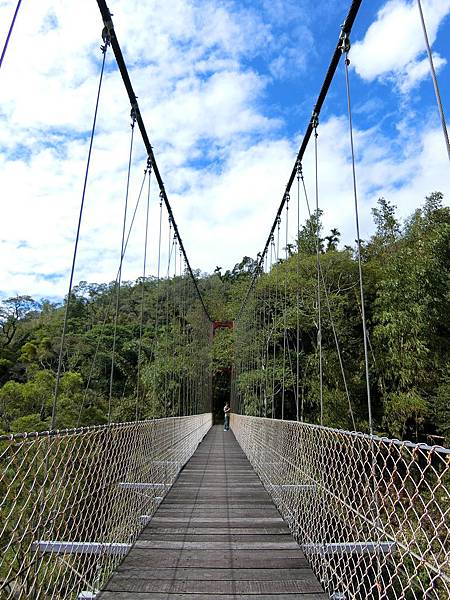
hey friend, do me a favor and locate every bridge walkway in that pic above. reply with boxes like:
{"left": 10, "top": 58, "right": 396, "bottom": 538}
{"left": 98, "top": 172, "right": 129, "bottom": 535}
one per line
{"left": 99, "top": 424, "right": 326, "bottom": 599}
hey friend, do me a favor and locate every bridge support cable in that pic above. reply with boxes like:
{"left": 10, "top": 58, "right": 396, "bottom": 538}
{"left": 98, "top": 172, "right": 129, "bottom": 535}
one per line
{"left": 298, "top": 163, "right": 355, "bottom": 431}
{"left": 108, "top": 111, "right": 137, "bottom": 424}
{"left": 296, "top": 166, "right": 301, "bottom": 421}
{"left": 416, "top": 0, "right": 450, "bottom": 162}
{"left": 313, "top": 118, "right": 324, "bottom": 426}
{"left": 263, "top": 254, "right": 270, "bottom": 418}
{"left": 75, "top": 162, "right": 150, "bottom": 426}
{"left": 0, "top": 0, "right": 22, "bottom": 70}
{"left": 51, "top": 35, "right": 110, "bottom": 430}
{"left": 135, "top": 158, "right": 152, "bottom": 422}
{"left": 95, "top": 0, "right": 211, "bottom": 323}
{"left": 341, "top": 35, "right": 373, "bottom": 436}
{"left": 281, "top": 196, "right": 289, "bottom": 420}
{"left": 235, "top": 0, "right": 363, "bottom": 320}
{"left": 274, "top": 220, "right": 281, "bottom": 417}
{"left": 233, "top": 1, "right": 363, "bottom": 426}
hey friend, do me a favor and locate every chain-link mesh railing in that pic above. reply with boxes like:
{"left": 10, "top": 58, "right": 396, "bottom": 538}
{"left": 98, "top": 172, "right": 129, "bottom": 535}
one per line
{"left": 0, "top": 414, "right": 212, "bottom": 599}
{"left": 231, "top": 414, "right": 450, "bottom": 599}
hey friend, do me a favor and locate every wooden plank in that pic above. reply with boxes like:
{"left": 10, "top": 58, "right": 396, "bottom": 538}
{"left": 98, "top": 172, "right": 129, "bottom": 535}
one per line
{"left": 138, "top": 527, "right": 289, "bottom": 534}
{"left": 148, "top": 516, "right": 285, "bottom": 525}
{"left": 116, "top": 549, "right": 310, "bottom": 569}
{"left": 133, "top": 540, "right": 300, "bottom": 549}
{"left": 105, "top": 577, "right": 324, "bottom": 594}
{"left": 100, "top": 594, "right": 328, "bottom": 599}
{"left": 137, "top": 533, "right": 293, "bottom": 541}
{"left": 115, "top": 567, "right": 315, "bottom": 580}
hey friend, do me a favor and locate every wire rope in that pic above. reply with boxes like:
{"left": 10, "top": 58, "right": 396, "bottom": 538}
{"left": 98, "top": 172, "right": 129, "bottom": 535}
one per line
{"left": 263, "top": 253, "right": 269, "bottom": 417}
{"left": 75, "top": 163, "right": 149, "bottom": 426}
{"left": 96, "top": 1, "right": 211, "bottom": 323}
{"left": 108, "top": 111, "right": 136, "bottom": 424}
{"left": 342, "top": 36, "right": 372, "bottom": 433}
{"left": 51, "top": 36, "right": 109, "bottom": 430}
{"left": 274, "top": 224, "right": 281, "bottom": 418}
{"left": 313, "top": 118, "right": 324, "bottom": 426}
{"left": 270, "top": 236, "right": 276, "bottom": 418}
{"left": 296, "top": 165, "right": 301, "bottom": 421}
{"left": 281, "top": 196, "right": 289, "bottom": 420}
{"left": 233, "top": 1, "right": 363, "bottom": 323}
{"left": 299, "top": 163, "right": 356, "bottom": 430}
{"left": 416, "top": 0, "right": 450, "bottom": 161}
{"left": 135, "top": 159, "right": 152, "bottom": 421}
{"left": 0, "top": 0, "right": 22, "bottom": 70}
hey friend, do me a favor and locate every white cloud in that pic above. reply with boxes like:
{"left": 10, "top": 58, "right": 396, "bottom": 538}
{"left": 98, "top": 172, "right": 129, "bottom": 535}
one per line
{"left": 0, "top": 0, "right": 449, "bottom": 304}
{"left": 351, "top": 0, "right": 450, "bottom": 92}
{"left": 397, "top": 52, "right": 446, "bottom": 92}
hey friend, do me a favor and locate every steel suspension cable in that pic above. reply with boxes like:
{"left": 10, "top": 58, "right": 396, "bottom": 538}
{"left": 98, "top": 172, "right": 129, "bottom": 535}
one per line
{"left": 313, "top": 119, "right": 324, "bottom": 426}
{"left": 96, "top": 0, "right": 211, "bottom": 323}
{"left": 298, "top": 162, "right": 355, "bottom": 429}
{"left": 416, "top": 0, "right": 450, "bottom": 161}
{"left": 108, "top": 111, "right": 136, "bottom": 424}
{"left": 180, "top": 250, "right": 186, "bottom": 416}
{"left": 263, "top": 253, "right": 269, "bottom": 417}
{"left": 269, "top": 236, "right": 276, "bottom": 418}
{"left": 256, "top": 274, "right": 262, "bottom": 415}
{"left": 274, "top": 222, "right": 281, "bottom": 417}
{"left": 281, "top": 197, "right": 289, "bottom": 420}
{"left": 342, "top": 36, "right": 373, "bottom": 434}
{"left": 234, "top": 0, "right": 363, "bottom": 322}
{"left": 154, "top": 192, "right": 163, "bottom": 337}
{"left": 135, "top": 159, "right": 152, "bottom": 421}
{"left": 0, "top": 0, "right": 22, "bottom": 70}
{"left": 164, "top": 224, "right": 174, "bottom": 417}
{"left": 51, "top": 36, "right": 109, "bottom": 430}
{"left": 76, "top": 164, "right": 150, "bottom": 426}
{"left": 296, "top": 166, "right": 301, "bottom": 421}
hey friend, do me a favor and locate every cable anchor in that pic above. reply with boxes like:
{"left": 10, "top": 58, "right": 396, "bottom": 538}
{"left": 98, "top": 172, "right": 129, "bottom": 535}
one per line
{"left": 101, "top": 20, "right": 113, "bottom": 53}
{"left": 130, "top": 104, "right": 138, "bottom": 127}
{"left": 339, "top": 31, "right": 351, "bottom": 64}
{"left": 146, "top": 156, "right": 152, "bottom": 174}
{"left": 311, "top": 112, "right": 319, "bottom": 137}
{"left": 296, "top": 160, "right": 303, "bottom": 179}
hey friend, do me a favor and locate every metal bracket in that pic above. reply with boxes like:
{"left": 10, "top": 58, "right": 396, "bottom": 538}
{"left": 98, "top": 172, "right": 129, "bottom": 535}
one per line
{"left": 101, "top": 20, "right": 113, "bottom": 52}
{"left": 339, "top": 31, "right": 351, "bottom": 54}
{"left": 271, "top": 484, "right": 316, "bottom": 491}
{"left": 303, "top": 542, "right": 396, "bottom": 555}
{"left": 130, "top": 104, "right": 138, "bottom": 125}
{"left": 33, "top": 541, "right": 131, "bottom": 556}
{"left": 118, "top": 482, "right": 170, "bottom": 490}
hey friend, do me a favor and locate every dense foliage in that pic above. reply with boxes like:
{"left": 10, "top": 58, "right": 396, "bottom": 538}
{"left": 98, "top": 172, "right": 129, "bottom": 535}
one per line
{"left": 0, "top": 193, "right": 448, "bottom": 445}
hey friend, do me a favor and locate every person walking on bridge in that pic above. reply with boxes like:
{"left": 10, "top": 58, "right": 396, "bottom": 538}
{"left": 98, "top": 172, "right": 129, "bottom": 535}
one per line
{"left": 223, "top": 402, "right": 231, "bottom": 431}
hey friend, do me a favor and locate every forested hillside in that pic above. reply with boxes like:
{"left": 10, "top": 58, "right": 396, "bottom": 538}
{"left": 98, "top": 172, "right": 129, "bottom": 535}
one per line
{"left": 0, "top": 193, "right": 449, "bottom": 445}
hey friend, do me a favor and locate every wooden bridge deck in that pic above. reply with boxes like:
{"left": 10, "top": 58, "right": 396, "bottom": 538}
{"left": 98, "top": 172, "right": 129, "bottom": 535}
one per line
{"left": 99, "top": 425, "right": 326, "bottom": 599}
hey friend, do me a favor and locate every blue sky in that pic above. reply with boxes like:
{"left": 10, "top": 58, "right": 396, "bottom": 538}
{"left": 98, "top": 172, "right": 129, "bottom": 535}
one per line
{"left": 0, "top": 0, "right": 449, "bottom": 301}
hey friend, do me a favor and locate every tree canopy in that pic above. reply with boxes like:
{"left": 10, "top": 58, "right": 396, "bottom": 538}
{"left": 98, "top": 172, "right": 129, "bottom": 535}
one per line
{"left": 0, "top": 192, "right": 448, "bottom": 445}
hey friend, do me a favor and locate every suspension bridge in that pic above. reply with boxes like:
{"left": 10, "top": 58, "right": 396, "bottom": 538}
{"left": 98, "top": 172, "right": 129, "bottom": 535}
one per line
{"left": 1, "top": 0, "right": 449, "bottom": 598}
